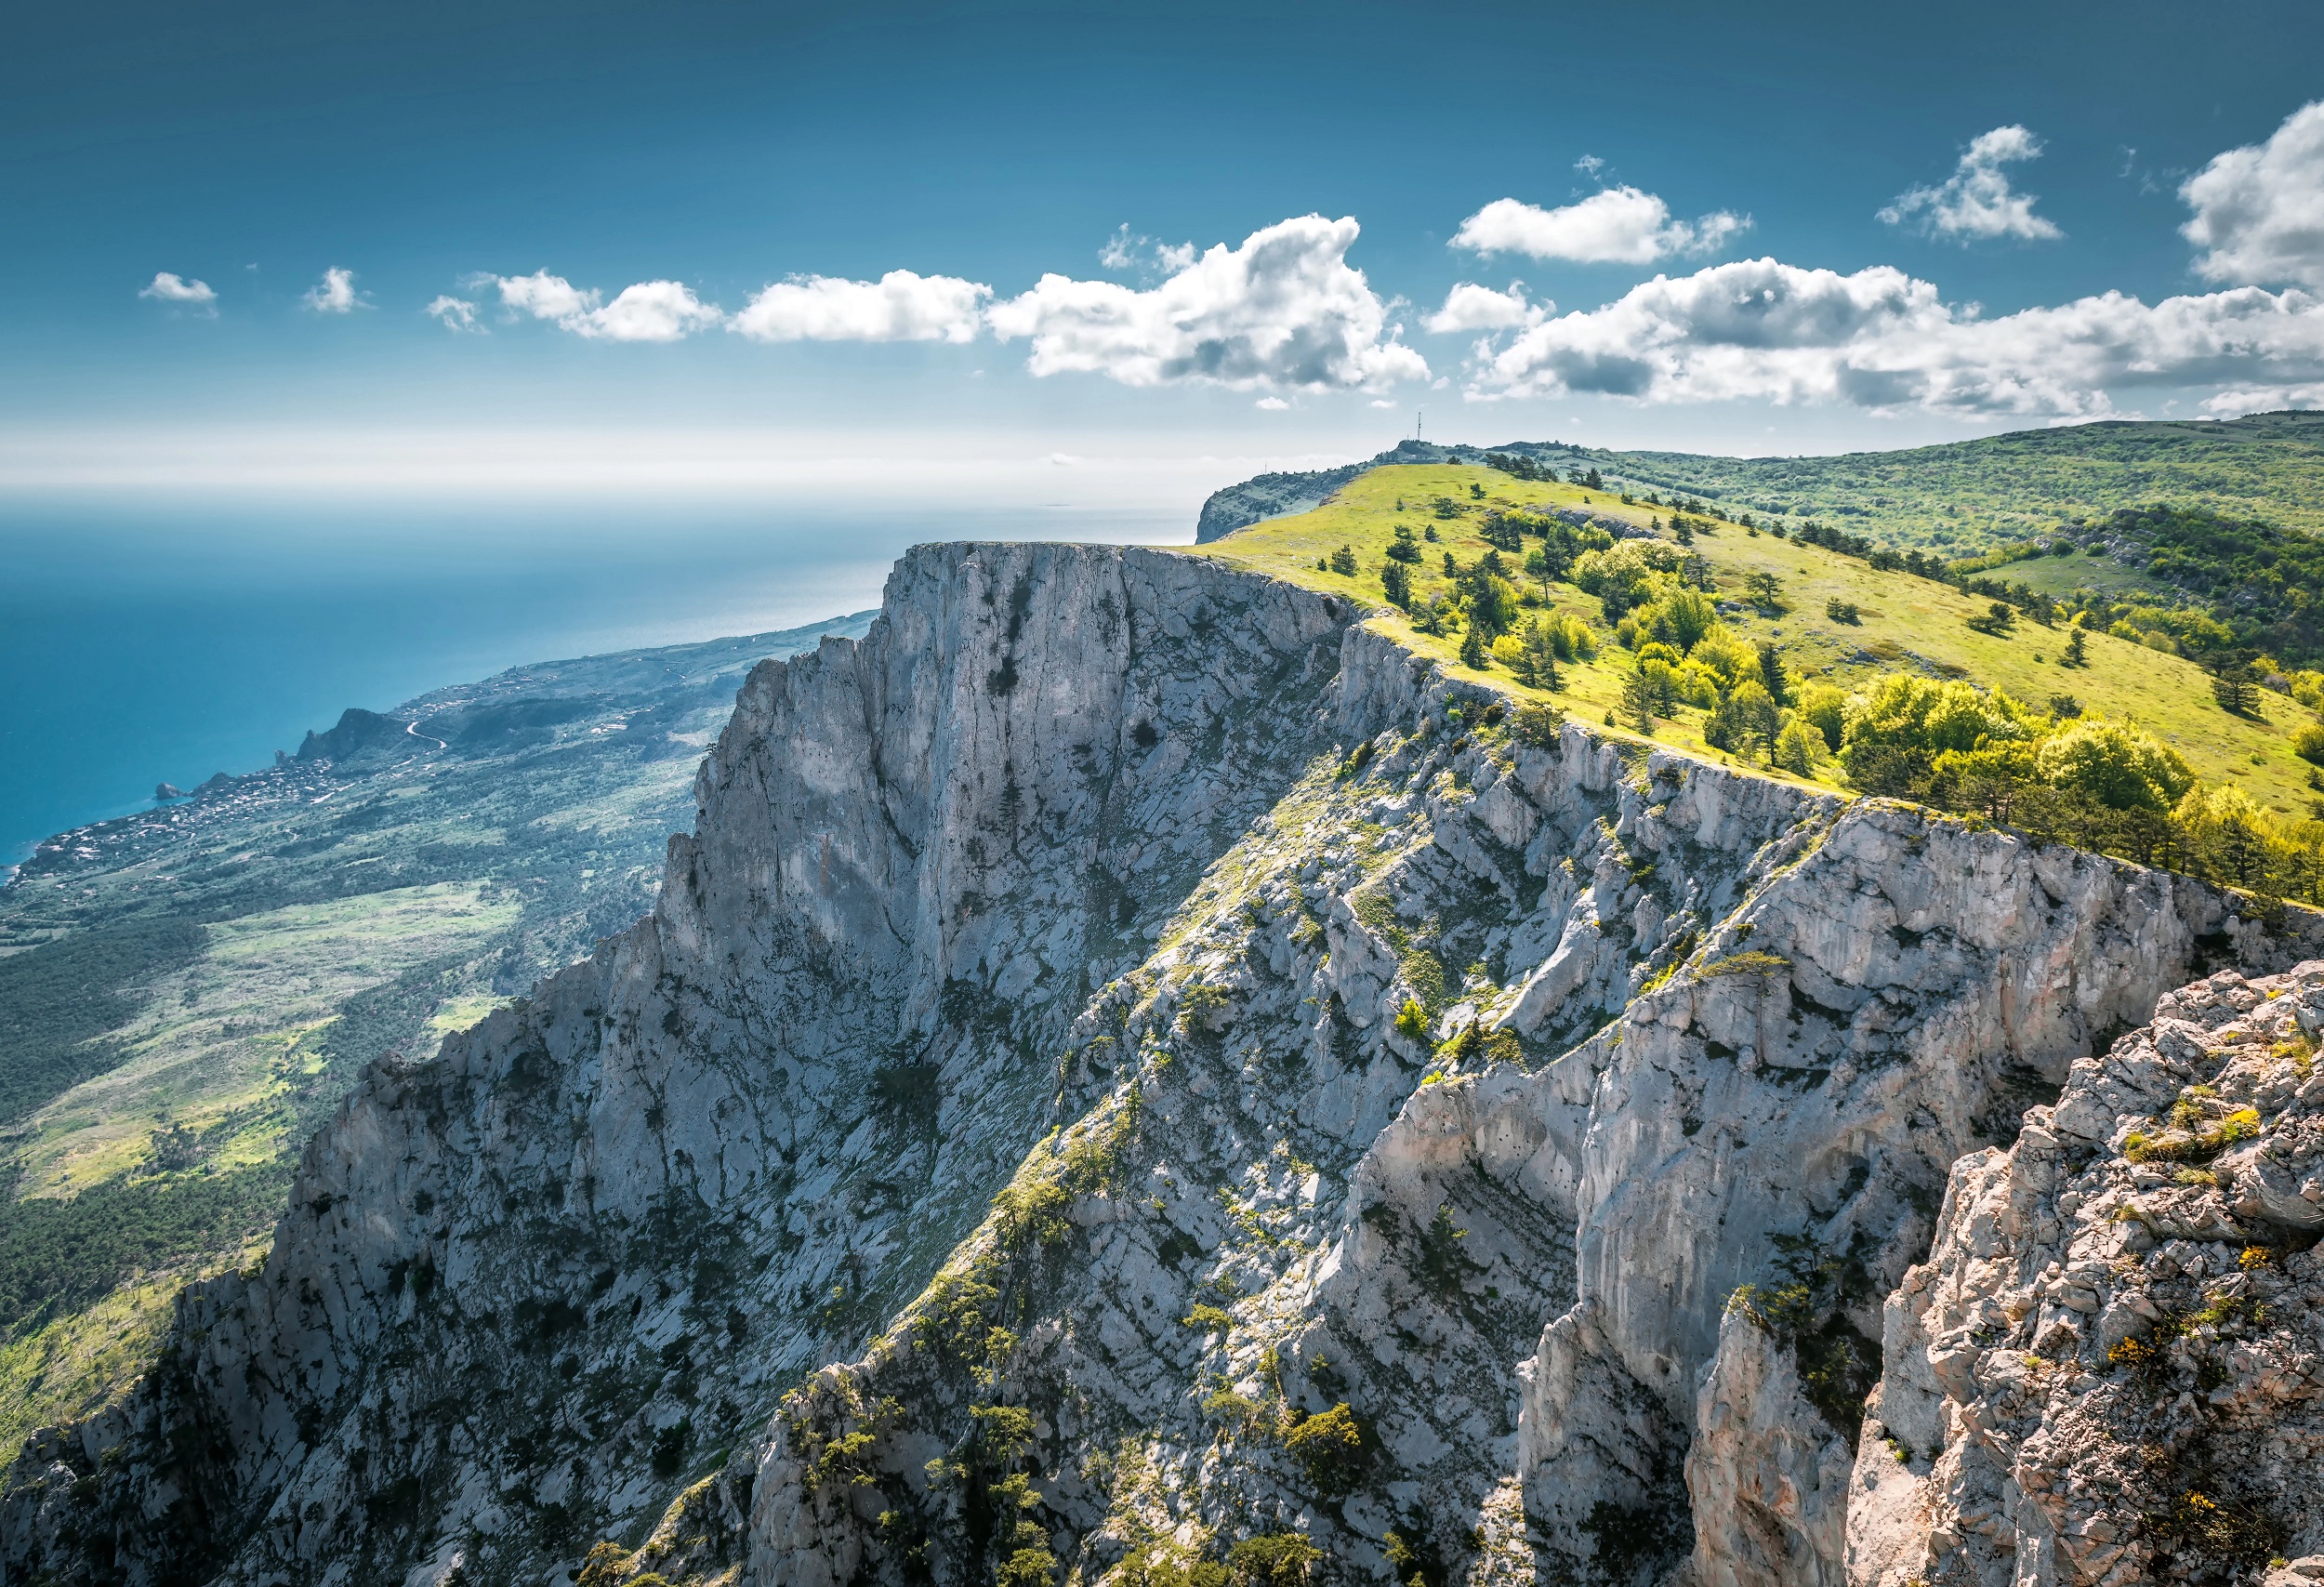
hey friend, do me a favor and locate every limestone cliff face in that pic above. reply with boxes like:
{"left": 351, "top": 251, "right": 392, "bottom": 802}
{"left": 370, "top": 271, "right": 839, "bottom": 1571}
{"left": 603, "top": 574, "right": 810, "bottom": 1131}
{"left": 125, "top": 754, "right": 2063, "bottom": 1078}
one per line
{"left": 1845, "top": 959, "right": 2324, "bottom": 1587}
{"left": 743, "top": 652, "right": 2316, "bottom": 1587}
{"left": 2, "top": 543, "right": 1353, "bottom": 1587}
{"left": 7, "top": 544, "right": 2319, "bottom": 1587}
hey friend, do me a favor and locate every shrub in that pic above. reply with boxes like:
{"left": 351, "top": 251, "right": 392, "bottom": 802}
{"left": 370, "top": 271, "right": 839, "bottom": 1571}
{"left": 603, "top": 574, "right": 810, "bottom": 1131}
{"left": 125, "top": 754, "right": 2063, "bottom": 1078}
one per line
{"left": 1795, "top": 683, "right": 1847, "bottom": 753}
{"left": 1183, "top": 1303, "right": 1234, "bottom": 1331}
{"left": 1727, "top": 1234, "right": 1879, "bottom": 1443}
{"left": 1202, "top": 1388, "right": 1266, "bottom": 1431}
{"left": 1283, "top": 1403, "right": 1367, "bottom": 1494}
{"left": 1511, "top": 701, "right": 1560, "bottom": 747}
{"left": 1698, "top": 951, "right": 1790, "bottom": 980}
{"left": 2294, "top": 722, "right": 2324, "bottom": 766}
{"left": 1838, "top": 674, "right": 2036, "bottom": 786}
{"left": 1542, "top": 612, "right": 1597, "bottom": 661}
{"left": 1393, "top": 999, "right": 1430, "bottom": 1040}
{"left": 1687, "top": 628, "right": 1759, "bottom": 690}
{"left": 1226, "top": 1534, "right": 1323, "bottom": 1587}
{"left": 1773, "top": 716, "right": 1822, "bottom": 775}
{"left": 2123, "top": 1106, "right": 2260, "bottom": 1165}
{"left": 1572, "top": 540, "right": 1681, "bottom": 601}
{"left": 2144, "top": 1490, "right": 2280, "bottom": 1569}
{"left": 2034, "top": 720, "right": 2196, "bottom": 813}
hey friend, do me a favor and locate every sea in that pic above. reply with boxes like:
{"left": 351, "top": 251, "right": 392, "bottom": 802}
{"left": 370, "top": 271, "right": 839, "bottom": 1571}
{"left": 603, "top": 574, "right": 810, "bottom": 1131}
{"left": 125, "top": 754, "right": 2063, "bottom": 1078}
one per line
{"left": 0, "top": 494, "right": 1191, "bottom": 870}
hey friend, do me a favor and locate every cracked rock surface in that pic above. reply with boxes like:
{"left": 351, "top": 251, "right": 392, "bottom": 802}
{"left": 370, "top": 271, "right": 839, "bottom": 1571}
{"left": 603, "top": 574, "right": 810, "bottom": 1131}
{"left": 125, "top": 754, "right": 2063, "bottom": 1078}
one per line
{"left": 1849, "top": 959, "right": 2324, "bottom": 1587}
{"left": 6, "top": 544, "right": 2320, "bottom": 1587}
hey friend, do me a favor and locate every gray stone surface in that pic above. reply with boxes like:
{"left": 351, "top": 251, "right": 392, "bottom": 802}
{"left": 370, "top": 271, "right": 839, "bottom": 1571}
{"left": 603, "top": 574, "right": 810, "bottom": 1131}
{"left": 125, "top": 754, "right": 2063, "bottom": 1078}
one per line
{"left": 7, "top": 541, "right": 2319, "bottom": 1587}
{"left": 1849, "top": 960, "right": 2324, "bottom": 1587}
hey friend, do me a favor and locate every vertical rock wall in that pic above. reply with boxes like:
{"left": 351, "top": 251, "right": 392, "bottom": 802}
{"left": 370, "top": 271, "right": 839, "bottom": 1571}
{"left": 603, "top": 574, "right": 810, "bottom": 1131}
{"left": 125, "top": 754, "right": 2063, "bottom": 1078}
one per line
{"left": 2, "top": 545, "right": 1353, "bottom": 1587}
{"left": 7, "top": 544, "right": 2317, "bottom": 1587}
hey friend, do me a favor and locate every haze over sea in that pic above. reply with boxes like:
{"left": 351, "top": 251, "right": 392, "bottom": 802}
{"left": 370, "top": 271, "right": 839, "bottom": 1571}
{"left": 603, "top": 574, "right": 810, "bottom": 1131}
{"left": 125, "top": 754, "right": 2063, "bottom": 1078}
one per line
{"left": 0, "top": 494, "right": 1187, "bottom": 869}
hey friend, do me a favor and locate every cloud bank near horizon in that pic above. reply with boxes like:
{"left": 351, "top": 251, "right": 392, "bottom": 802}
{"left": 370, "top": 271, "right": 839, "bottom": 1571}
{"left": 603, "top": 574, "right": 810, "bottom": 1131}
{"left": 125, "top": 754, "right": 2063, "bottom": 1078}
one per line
{"left": 138, "top": 101, "right": 2324, "bottom": 419}
{"left": 456, "top": 217, "right": 1428, "bottom": 392}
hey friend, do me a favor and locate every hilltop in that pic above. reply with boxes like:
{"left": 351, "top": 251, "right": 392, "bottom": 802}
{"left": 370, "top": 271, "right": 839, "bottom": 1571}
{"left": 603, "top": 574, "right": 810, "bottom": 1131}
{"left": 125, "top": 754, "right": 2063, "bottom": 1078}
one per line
{"left": 1195, "top": 458, "right": 2324, "bottom": 829}
{"left": 1197, "top": 411, "right": 2324, "bottom": 553}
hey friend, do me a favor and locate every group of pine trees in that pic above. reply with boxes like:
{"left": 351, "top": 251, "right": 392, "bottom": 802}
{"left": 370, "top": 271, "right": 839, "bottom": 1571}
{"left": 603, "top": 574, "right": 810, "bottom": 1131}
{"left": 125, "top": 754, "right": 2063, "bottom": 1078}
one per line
{"left": 1356, "top": 470, "right": 2324, "bottom": 909}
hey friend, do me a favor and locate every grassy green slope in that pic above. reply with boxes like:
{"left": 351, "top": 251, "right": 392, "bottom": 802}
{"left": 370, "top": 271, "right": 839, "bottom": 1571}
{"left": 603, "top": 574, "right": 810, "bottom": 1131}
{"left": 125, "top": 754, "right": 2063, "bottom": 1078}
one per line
{"left": 0, "top": 613, "right": 873, "bottom": 1460}
{"left": 1574, "top": 410, "right": 2324, "bottom": 552}
{"left": 1192, "top": 461, "right": 2323, "bottom": 818}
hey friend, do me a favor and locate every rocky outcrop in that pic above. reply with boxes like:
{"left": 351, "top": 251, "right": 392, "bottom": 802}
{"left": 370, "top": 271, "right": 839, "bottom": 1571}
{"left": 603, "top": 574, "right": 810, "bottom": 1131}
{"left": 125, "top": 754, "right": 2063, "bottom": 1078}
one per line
{"left": 7, "top": 540, "right": 2320, "bottom": 1587}
{"left": 2, "top": 543, "right": 1353, "bottom": 1587}
{"left": 1849, "top": 959, "right": 2324, "bottom": 1587}
{"left": 296, "top": 706, "right": 415, "bottom": 766}
{"left": 735, "top": 698, "right": 2315, "bottom": 1587}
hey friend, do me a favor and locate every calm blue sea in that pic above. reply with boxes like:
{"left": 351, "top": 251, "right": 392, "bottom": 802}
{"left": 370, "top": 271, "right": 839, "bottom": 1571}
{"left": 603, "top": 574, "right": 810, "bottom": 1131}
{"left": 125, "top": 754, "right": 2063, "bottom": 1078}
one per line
{"left": 0, "top": 495, "right": 1189, "bottom": 868}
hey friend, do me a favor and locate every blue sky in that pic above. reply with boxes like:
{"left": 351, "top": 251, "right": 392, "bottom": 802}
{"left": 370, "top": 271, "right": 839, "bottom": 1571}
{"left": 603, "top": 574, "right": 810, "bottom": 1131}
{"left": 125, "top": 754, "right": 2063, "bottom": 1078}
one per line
{"left": 8, "top": 0, "right": 2324, "bottom": 508}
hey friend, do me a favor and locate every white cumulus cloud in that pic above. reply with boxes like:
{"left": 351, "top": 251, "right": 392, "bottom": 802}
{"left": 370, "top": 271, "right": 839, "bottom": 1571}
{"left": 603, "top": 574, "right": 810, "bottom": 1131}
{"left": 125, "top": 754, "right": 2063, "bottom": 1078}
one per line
{"left": 492, "top": 270, "right": 595, "bottom": 324}
{"left": 1425, "top": 282, "right": 1546, "bottom": 334}
{"left": 730, "top": 270, "right": 989, "bottom": 343}
{"left": 1463, "top": 256, "right": 2324, "bottom": 417}
{"left": 2181, "top": 99, "right": 2324, "bottom": 289}
{"left": 2201, "top": 382, "right": 2324, "bottom": 417}
{"left": 140, "top": 271, "right": 216, "bottom": 308}
{"left": 1450, "top": 188, "right": 1750, "bottom": 265}
{"left": 578, "top": 281, "right": 721, "bottom": 341}
{"left": 304, "top": 267, "right": 364, "bottom": 313}
{"left": 986, "top": 214, "right": 1427, "bottom": 390}
{"left": 486, "top": 271, "right": 721, "bottom": 341}
{"left": 427, "top": 296, "right": 481, "bottom": 333}
{"left": 1880, "top": 126, "right": 2062, "bottom": 243}
{"left": 1099, "top": 224, "right": 1197, "bottom": 277}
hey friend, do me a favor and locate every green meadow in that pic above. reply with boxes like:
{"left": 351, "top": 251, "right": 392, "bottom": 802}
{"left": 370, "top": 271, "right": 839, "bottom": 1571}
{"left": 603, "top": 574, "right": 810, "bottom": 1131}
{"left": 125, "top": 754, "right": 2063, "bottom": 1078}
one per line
{"left": 1194, "top": 461, "right": 2323, "bottom": 819}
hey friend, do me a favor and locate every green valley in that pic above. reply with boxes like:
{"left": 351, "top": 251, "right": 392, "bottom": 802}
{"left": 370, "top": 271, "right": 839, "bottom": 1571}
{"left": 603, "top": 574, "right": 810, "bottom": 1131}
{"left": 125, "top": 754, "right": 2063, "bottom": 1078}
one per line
{"left": 0, "top": 613, "right": 873, "bottom": 1459}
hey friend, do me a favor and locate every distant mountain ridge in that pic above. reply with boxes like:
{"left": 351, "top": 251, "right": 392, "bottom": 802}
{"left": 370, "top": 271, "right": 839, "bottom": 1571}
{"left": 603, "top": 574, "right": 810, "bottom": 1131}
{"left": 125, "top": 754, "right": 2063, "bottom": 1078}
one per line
{"left": 1194, "top": 411, "right": 2324, "bottom": 548}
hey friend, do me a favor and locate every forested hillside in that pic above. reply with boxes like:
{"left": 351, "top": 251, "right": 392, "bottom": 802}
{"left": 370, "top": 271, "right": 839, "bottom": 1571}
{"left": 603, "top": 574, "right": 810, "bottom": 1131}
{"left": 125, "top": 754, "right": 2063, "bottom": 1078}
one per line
{"left": 1202, "top": 459, "right": 2324, "bottom": 900}
{"left": 1582, "top": 410, "right": 2324, "bottom": 548}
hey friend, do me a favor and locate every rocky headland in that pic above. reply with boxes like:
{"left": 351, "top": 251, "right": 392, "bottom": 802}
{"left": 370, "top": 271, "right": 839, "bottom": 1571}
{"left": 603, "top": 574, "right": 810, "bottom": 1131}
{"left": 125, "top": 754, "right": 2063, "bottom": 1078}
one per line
{"left": 7, "top": 541, "right": 2320, "bottom": 1587}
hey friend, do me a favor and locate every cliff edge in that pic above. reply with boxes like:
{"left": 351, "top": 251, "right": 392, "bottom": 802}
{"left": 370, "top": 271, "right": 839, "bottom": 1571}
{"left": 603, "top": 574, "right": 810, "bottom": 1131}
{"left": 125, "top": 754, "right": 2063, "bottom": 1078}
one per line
{"left": 7, "top": 541, "right": 2319, "bottom": 1587}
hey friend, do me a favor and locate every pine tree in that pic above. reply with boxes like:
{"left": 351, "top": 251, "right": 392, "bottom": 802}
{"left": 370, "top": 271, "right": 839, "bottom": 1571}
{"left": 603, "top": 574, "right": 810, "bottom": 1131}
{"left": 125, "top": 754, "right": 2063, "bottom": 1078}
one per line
{"left": 1620, "top": 670, "right": 1657, "bottom": 732}
{"left": 1459, "top": 625, "right": 1489, "bottom": 670}
{"left": 2061, "top": 627, "right": 2088, "bottom": 667}
{"left": 1381, "top": 562, "right": 1413, "bottom": 610}
{"left": 1756, "top": 641, "right": 1790, "bottom": 707}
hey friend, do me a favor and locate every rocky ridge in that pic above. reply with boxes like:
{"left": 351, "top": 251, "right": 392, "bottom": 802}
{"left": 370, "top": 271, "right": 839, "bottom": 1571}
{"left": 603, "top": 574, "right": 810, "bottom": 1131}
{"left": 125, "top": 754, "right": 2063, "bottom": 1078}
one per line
{"left": 6, "top": 541, "right": 2321, "bottom": 1587}
{"left": 1195, "top": 443, "right": 1553, "bottom": 542}
{"left": 1845, "top": 959, "right": 2324, "bottom": 1587}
